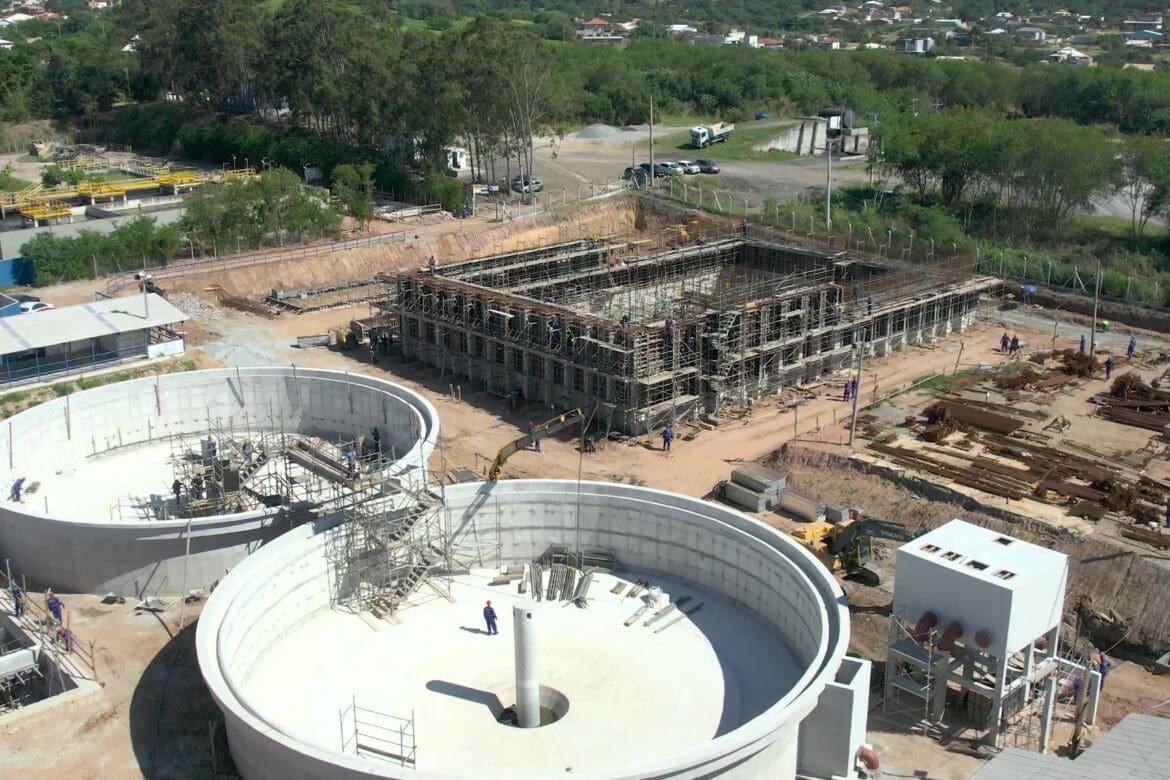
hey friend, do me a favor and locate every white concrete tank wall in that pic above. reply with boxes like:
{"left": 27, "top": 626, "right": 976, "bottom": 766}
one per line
{"left": 196, "top": 480, "right": 852, "bottom": 780}
{"left": 0, "top": 368, "right": 438, "bottom": 595}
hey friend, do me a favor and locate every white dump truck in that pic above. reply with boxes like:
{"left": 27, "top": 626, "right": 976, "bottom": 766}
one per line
{"left": 690, "top": 122, "right": 734, "bottom": 148}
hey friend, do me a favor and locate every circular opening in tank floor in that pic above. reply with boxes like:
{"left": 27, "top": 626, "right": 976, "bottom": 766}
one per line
{"left": 496, "top": 685, "right": 569, "bottom": 727}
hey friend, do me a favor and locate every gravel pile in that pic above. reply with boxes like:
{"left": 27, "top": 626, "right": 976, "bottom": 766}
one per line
{"left": 576, "top": 124, "right": 623, "bottom": 140}
{"left": 167, "top": 292, "right": 228, "bottom": 322}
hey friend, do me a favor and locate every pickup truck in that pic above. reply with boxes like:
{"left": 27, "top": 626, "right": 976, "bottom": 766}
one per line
{"left": 690, "top": 122, "right": 734, "bottom": 148}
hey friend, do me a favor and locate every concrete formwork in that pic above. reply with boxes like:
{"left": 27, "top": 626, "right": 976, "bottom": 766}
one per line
{"left": 388, "top": 228, "right": 994, "bottom": 434}
{"left": 0, "top": 368, "right": 438, "bottom": 595}
{"left": 196, "top": 480, "right": 864, "bottom": 780}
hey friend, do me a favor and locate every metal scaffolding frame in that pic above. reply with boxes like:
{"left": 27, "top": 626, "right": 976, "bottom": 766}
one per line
{"left": 386, "top": 227, "right": 994, "bottom": 434}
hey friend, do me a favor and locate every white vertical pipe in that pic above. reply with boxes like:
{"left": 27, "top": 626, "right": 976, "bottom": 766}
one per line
{"left": 514, "top": 604, "right": 539, "bottom": 728}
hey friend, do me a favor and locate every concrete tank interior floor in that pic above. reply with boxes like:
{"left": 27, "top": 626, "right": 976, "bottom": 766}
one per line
{"left": 30, "top": 434, "right": 271, "bottom": 520}
{"left": 241, "top": 568, "right": 801, "bottom": 777}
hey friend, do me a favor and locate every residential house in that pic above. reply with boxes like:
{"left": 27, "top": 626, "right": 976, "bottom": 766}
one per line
{"left": 577, "top": 17, "right": 614, "bottom": 36}
{"left": 1124, "top": 29, "right": 1162, "bottom": 44}
{"left": 757, "top": 37, "right": 785, "bottom": 49}
{"left": 1015, "top": 26, "right": 1047, "bottom": 44}
{"left": 1047, "top": 46, "right": 1094, "bottom": 65}
{"left": 812, "top": 34, "right": 841, "bottom": 50}
{"left": 947, "top": 30, "right": 972, "bottom": 45}
{"left": 895, "top": 36, "right": 935, "bottom": 53}
{"left": 576, "top": 16, "right": 624, "bottom": 44}
{"left": 1123, "top": 17, "right": 1163, "bottom": 32}
{"left": 668, "top": 23, "right": 698, "bottom": 37}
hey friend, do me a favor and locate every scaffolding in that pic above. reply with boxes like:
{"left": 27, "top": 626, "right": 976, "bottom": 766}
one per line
{"left": 339, "top": 697, "right": 416, "bottom": 766}
{"left": 387, "top": 225, "right": 994, "bottom": 434}
{"left": 883, "top": 608, "right": 939, "bottom": 737}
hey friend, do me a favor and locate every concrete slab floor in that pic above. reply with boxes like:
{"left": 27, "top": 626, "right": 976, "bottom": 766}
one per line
{"left": 26, "top": 434, "right": 278, "bottom": 521}
{"left": 241, "top": 568, "right": 801, "bottom": 777}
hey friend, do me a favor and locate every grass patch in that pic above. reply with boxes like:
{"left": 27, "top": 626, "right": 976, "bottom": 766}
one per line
{"left": 0, "top": 171, "right": 35, "bottom": 192}
{"left": 914, "top": 368, "right": 988, "bottom": 394}
{"left": 639, "top": 118, "right": 800, "bottom": 163}
{"left": 1073, "top": 213, "right": 1168, "bottom": 240}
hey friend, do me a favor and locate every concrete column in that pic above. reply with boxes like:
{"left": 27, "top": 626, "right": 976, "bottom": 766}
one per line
{"left": 514, "top": 604, "right": 539, "bottom": 728}
{"left": 1039, "top": 673, "right": 1057, "bottom": 753}
{"left": 1086, "top": 670, "right": 1101, "bottom": 727}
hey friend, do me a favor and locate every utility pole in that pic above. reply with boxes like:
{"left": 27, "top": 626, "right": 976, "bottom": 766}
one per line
{"left": 1090, "top": 258, "right": 1101, "bottom": 355}
{"left": 868, "top": 113, "right": 879, "bottom": 189}
{"left": 142, "top": 254, "right": 149, "bottom": 318}
{"left": 848, "top": 333, "right": 864, "bottom": 448}
{"left": 648, "top": 94, "right": 655, "bottom": 187}
{"left": 825, "top": 136, "right": 833, "bottom": 232}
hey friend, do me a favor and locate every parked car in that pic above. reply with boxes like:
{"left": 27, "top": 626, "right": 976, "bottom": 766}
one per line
{"left": 623, "top": 167, "right": 649, "bottom": 185}
{"left": 659, "top": 161, "right": 684, "bottom": 175}
{"left": 675, "top": 160, "right": 701, "bottom": 175}
{"left": 510, "top": 176, "right": 543, "bottom": 193}
{"left": 695, "top": 159, "right": 721, "bottom": 174}
{"left": 755, "top": 111, "right": 770, "bottom": 120}
{"left": 12, "top": 294, "right": 38, "bottom": 304}
{"left": 651, "top": 163, "right": 677, "bottom": 178}
{"left": 20, "top": 301, "right": 54, "bottom": 313}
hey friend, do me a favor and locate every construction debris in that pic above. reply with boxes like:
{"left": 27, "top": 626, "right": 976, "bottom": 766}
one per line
{"left": 1098, "top": 374, "right": 1170, "bottom": 431}
{"left": 925, "top": 400, "right": 1025, "bottom": 436}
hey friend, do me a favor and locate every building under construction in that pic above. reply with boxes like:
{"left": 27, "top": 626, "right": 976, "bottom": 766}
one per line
{"left": 386, "top": 225, "right": 996, "bottom": 434}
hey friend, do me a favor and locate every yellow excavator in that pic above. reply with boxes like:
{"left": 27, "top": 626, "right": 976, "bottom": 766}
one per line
{"left": 488, "top": 408, "right": 585, "bottom": 480}
{"left": 791, "top": 517, "right": 924, "bottom": 586}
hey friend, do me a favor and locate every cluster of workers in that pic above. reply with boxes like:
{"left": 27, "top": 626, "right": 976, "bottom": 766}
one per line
{"left": 6, "top": 583, "right": 72, "bottom": 651}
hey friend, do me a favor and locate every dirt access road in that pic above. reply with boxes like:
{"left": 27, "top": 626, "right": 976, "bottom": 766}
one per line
{"left": 530, "top": 121, "right": 870, "bottom": 205}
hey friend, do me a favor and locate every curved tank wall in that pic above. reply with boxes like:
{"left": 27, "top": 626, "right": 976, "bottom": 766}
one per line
{"left": 196, "top": 480, "right": 851, "bottom": 780}
{"left": 0, "top": 368, "right": 438, "bottom": 595}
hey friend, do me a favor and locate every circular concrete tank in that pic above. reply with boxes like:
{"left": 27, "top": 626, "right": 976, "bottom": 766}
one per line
{"left": 0, "top": 368, "right": 438, "bottom": 595}
{"left": 197, "top": 480, "right": 850, "bottom": 779}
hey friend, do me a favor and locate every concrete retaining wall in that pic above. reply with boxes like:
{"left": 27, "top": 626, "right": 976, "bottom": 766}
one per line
{"left": 197, "top": 480, "right": 852, "bottom": 780}
{"left": 0, "top": 368, "right": 438, "bottom": 595}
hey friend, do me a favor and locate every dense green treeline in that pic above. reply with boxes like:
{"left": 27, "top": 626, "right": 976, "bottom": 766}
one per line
{"left": 6, "top": 2, "right": 1170, "bottom": 142}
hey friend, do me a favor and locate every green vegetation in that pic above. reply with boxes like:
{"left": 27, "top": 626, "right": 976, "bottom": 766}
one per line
{"left": 178, "top": 167, "right": 341, "bottom": 256}
{"left": 20, "top": 216, "right": 181, "bottom": 283}
{"left": 644, "top": 120, "right": 799, "bottom": 163}
{"left": 0, "top": 166, "right": 34, "bottom": 192}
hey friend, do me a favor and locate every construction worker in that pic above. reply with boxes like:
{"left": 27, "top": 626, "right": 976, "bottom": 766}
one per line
{"left": 528, "top": 420, "right": 541, "bottom": 452}
{"left": 1096, "top": 652, "right": 1112, "bottom": 688}
{"left": 1105, "top": 356, "right": 1115, "bottom": 380}
{"left": 843, "top": 380, "right": 852, "bottom": 400}
{"left": 1000, "top": 332, "right": 1010, "bottom": 354}
{"left": 1009, "top": 334, "right": 1020, "bottom": 355}
{"left": 1128, "top": 335, "right": 1137, "bottom": 360}
{"left": 242, "top": 440, "right": 254, "bottom": 466}
{"left": 662, "top": 421, "right": 674, "bottom": 452}
{"left": 1079, "top": 334, "right": 1086, "bottom": 354}
{"left": 192, "top": 474, "right": 204, "bottom": 500}
{"left": 46, "top": 589, "right": 63, "bottom": 624}
{"left": 11, "top": 583, "right": 24, "bottom": 618}
{"left": 10, "top": 476, "right": 25, "bottom": 502}
{"left": 207, "top": 435, "right": 217, "bottom": 460}
{"left": 483, "top": 600, "right": 498, "bottom": 635}
{"left": 172, "top": 479, "right": 183, "bottom": 507}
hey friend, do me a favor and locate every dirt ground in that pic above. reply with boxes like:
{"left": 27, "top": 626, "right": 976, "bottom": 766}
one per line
{"left": 11, "top": 198, "right": 1170, "bottom": 778}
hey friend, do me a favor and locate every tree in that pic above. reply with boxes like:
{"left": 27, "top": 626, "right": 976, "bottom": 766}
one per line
{"left": 1119, "top": 135, "right": 1170, "bottom": 240}
{"left": 332, "top": 162, "right": 376, "bottom": 230}
{"left": 1004, "top": 119, "right": 1121, "bottom": 235}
